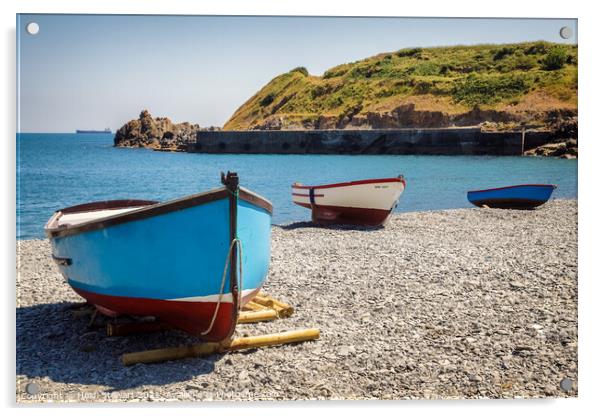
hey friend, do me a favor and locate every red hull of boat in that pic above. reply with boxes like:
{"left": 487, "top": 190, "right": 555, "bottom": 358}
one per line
{"left": 73, "top": 287, "right": 259, "bottom": 341}
{"left": 295, "top": 202, "right": 392, "bottom": 226}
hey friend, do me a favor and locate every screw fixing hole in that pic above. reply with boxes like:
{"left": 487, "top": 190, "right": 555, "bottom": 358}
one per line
{"left": 559, "top": 26, "right": 572, "bottom": 40}
{"left": 26, "top": 22, "right": 40, "bottom": 35}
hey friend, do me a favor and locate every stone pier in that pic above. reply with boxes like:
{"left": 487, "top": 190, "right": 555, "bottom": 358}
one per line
{"left": 191, "top": 127, "right": 554, "bottom": 156}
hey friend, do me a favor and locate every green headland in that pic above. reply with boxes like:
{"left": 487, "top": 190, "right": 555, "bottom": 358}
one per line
{"left": 224, "top": 41, "right": 577, "bottom": 131}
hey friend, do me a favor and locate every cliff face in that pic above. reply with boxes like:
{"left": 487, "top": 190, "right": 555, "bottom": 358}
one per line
{"left": 223, "top": 42, "right": 577, "bottom": 132}
{"left": 113, "top": 110, "right": 205, "bottom": 151}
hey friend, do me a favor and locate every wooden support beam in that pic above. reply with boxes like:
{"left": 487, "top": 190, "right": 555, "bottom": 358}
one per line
{"left": 70, "top": 308, "right": 93, "bottom": 319}
{"left": 238, "top": 309, "right": 278, "bottom": 324}
{"left": 87, "top": 309, "right": 99, "bottom": 328}
{"left": 66, "top": 301, "right": 91, "bottom": 310}
{"left": 227, "top": 328, "right": 319, "bottom": 351}
{"left": 121, "top": 328, "right": 320, "bottom": 366}
{"left": 256, "top": 293, "right": 294, "bottom": 318}
{"left": 252, "top": 294, "right": 275, "bottom": 307}
{"left": 243, "top": 301, "right": 267, "bottom": 311}
{"left": 107, "top": 321, "right": 173, "bottom": 337}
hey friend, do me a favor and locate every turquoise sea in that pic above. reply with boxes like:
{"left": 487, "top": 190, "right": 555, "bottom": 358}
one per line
{"left": 16, "top": 133, "right": 578, "bottom": 240}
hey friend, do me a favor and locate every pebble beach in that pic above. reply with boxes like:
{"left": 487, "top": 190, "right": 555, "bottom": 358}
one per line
{"left": 16, "top": 199, "right": 578, "bottom": 402}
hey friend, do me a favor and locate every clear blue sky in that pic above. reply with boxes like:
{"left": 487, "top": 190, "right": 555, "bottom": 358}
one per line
{"left": 17, "top": 15, "right": 577, "bottom": 133}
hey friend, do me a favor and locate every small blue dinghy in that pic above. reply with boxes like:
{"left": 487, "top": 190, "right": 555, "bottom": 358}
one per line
{"left": 467, "top": 184, "right": 557, "bottom": 209}
{"left": 45, "top": 172, "right": 272, "bottom": 342}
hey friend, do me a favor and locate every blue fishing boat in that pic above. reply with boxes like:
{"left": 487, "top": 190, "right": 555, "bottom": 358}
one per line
{"left": 45, "top": 172, "right": 272, "bottom": 341}
{"left": 467, "top": 184, "right": 557, "bottom": 209}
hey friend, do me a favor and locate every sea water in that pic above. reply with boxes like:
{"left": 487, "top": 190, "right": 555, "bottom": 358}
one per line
{"left": 16, "top": 133, "right": 578, "bottom": 240}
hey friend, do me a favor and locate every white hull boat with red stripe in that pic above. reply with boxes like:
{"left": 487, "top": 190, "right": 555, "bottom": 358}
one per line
{"left": 292, "top": 176, "right": 406, "bottom": 226}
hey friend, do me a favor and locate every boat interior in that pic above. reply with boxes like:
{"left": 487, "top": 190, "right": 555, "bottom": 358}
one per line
{"left": 45, "top": 200, "right": 157, "bottom": 230}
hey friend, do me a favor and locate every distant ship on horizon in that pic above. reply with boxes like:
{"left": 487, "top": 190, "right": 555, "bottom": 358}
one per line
{"left": 76, "top": 128, "right": 112, "bottom": 134}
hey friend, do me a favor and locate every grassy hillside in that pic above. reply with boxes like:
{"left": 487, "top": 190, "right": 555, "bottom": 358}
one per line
{"left": 223, "top": 41, "right": 577, "bottom": 131}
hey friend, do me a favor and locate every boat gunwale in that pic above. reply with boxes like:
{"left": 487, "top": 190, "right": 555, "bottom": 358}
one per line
{"left": 291, "top": 176, "right": 405, "bottom": 190}
{"left": 292, "top": 192, "right": 325, "bottom": 198}
{"left": 59, "top": 199, "right": 159, "bottom": 214}
{"left": 467, "top": 184, "right": 557, "bottom": 195}
{"left": 45, "top": 186, "right": 273, "bottom": 239}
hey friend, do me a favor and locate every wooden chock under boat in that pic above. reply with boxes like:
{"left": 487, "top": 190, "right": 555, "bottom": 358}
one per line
{"left": 256, "top": 292, "right": 294, "bottom": 318}
{"left": 237, "top": 309, "right": 279, "bottom": 324}
{"left": 107, "top": 321, "right": 173, "bottom": 337}
{"left": 121, "top": 328, "right": 321, "bottom": 366}
{"left": 242, "top": 301, "right": 267, "bottom": 312}
{"left": 240, "top": 293, "right": 294, "bottom": 318}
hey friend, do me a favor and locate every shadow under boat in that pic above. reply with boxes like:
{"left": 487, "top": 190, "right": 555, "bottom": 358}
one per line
{"left": 16, "top": 301, "right": 221, "bottom": 390}
{"left": 276, "top": 221, "right": 385, "bottom": 232}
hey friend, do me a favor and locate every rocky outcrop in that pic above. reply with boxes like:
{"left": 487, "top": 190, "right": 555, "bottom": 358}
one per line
{"left": 249, "top": 115, "right": 286, "bottom": 131}
{"left": 361, "top": 105, "right": 451, "bottom": 129}
{"left": 114, "top": 110, "right": 212, "bottom": 151}
{"left": 524, "top": 139, "right": 578, "bottom": 159}
{"left": 524, "top": 114, "right": 578, "bottom": 158}
{"left": 547, "top": 112, "right": 578, "bottom": 140}
{"left": 350, "top": 104, "right": 516, "bottom": 129}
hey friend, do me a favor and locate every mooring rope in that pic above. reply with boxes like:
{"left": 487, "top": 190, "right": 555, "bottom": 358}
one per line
{"left": 237, "top": 239, "right": 243, "bottom": 308}
{"left": 199, "top": 185, "right": 244, "bottom": 337}
{"left": 230, "top": 186, "right": 243, "bottom": 308}
{"left": 199, "top": 237, "right": 241, "bottom": 336}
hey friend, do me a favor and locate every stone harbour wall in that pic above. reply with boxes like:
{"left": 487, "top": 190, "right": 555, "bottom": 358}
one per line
{"left": 192, "top": 127, "right": 554, "bottom": 156}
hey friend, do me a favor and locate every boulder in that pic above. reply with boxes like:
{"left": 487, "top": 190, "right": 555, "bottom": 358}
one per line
{"left": 524, "top": 140, "right": 577, "bottom": 158}
{"left": 114, "top": 110, "right": 201, "bottom": 151}
{"left": 362, "top": 103, "right": 451, "bottom": 129}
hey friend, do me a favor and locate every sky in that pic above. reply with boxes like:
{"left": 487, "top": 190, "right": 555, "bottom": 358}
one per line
{"left": 17, "top": 15, "right": 577, "bottom": 133}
